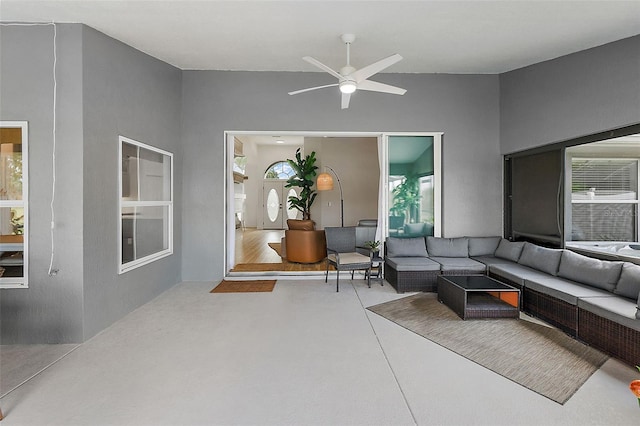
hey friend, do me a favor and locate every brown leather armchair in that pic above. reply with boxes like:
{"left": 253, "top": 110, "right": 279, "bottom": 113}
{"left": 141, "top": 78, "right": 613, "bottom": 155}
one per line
{"left": 284, "top": 219, "right": 327, "bottom": 264}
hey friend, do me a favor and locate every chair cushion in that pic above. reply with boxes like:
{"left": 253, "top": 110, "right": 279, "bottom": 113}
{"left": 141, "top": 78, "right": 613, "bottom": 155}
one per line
{"left": 614, "top": 262, "right": 640, "bottom": 300}
{"left": 467, "top": 236, "right": 501, "bottom": 257}
{"left": 494, "top": 239, "right": 525, "bottom": 262}
{"left": 558, "top": 250, "right": 623, "bottom": 292}
{"left": 328, "top": 252, "right": 370, "bottom": 265}
{"left": 430, "top": 257, "right": 486, "bottom": 273}
{"left": 287, "top": 219, "right": 315, "bottom": 231}
{"left": 426, "top": 237, "right": 468, "bottom": 257}
{"left": 517, "top": 243, "right": 563, "bottom": 276}
{"left": 385, "top": 256, "right": 441, "bottom": 272}
{"left": 386, "top": 237, "right": 428, "bottom": 257}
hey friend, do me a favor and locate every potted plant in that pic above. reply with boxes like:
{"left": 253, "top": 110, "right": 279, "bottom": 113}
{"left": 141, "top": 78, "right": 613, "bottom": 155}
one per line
{"left": 285, "top": 148, "right": 318, "bottom": 221}
{"left": 364, "top": 240, "right": 381, "bottom": 252}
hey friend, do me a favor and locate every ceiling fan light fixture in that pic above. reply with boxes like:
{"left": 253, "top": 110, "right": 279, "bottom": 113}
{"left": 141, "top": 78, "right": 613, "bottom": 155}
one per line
{"left": 339, "top": 80, "right": 357, "bottom": 94}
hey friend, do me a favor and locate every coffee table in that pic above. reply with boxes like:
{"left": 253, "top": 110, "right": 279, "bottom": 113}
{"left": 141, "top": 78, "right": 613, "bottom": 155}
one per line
{"left": 437, "top": 275, "right": 520, "bottom": 320}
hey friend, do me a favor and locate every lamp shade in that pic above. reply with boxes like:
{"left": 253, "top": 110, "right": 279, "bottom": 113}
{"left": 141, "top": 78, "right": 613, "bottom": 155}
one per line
{"left": 316, "top": 172, "right": 334, "bottom": 191}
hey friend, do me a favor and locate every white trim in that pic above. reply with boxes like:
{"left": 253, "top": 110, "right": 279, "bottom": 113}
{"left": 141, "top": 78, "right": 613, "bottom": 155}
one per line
{"left": 383, "top": 132, "right": 443, "bottom": 238}
{"left": 224, "top": 130, "right": 444, "bottom": 276}
{"left": 0, "top": 121, "right": 28, "bottom": 289}
{"left": 118, "top": 135, "right": 174, "bottom": 274}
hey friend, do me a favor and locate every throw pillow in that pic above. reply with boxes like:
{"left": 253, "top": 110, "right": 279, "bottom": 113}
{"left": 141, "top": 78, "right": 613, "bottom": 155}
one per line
{"left": 558, "top": 250, "right": 623, "bottom": 292}
{"left": 614, "top": 262, "right": 640, "bottom": 300}
{"left": 386, "top": 237, "right": 428, "bottom": 257}
{"left": 518, "top": 242, "right": 563, "bottom": 276}
{"left": 494, "top": 239, "right": 525, "bottom": 262}
{"left": 467, "top": 236, "right": 501, "bottom": 257}
{"left": 426, "top": 237, "right": 469, "bottom": 257}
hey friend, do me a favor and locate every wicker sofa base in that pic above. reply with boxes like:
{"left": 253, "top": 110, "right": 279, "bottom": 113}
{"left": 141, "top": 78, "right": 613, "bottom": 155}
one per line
{"left": 385, "top": 266, "right": 439, "bottom": 293}
{"left": 577, "top": 308, "right": 640, "bottom": 367}
{"left": 523, "top": 288, "right": 578, "bottom": 336}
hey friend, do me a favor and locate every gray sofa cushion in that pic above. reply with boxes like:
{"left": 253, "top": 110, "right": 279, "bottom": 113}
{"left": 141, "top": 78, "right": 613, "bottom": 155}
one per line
{"left": 467, "top": 236, "right": 501, "bottom": 257}
{"left": 386, "top": 237, "right": 428, "bottom": 257}
{"left": 558, "top": 250, "right": 623, "bottom": 292}
{"left": 427, "top": 237, "right": 468, "bottom": 257}
{"left": 385, "top": 256, "right": 441, "bottom": 272}
{"left": 614, "top": 262, "right": 640, "bottom": 300}
{"left": 525, "top": 275, "right": 614, "bottom": 305}
{"left": 518, "top": 243, "right": 563, "bottom": 276}
{"left": 494, "top": 239, "right": 525, "bottom": 262}
{"left": 637, "top": 292, "right": 640, "bottom": 319}
{"left": 578, "top": 296, "right": 640, "bottom": 332}
{"left": 430, "top": 257, "right": 486, "bottom": 273}
{"left": 403, "top": 222, "right": 426, "bottom": 236}
{"left": 489, "top": 263, "right": 552, "bottom": 287}
{"left": 471, "top": 255, "right": 517, "bottom": 267}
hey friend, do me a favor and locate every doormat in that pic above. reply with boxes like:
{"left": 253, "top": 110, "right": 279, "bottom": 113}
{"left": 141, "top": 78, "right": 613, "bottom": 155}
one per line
{"left": 210, "top": 280, "right": 276, "bottom": 293}
{"left": 368, "top": 293, "right": 608, "bottom": 404}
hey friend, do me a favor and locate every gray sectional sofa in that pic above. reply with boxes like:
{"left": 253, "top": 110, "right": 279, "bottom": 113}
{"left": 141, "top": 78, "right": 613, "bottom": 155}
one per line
{"left": 384, "top": 235, "right": 640, "bottom": 366}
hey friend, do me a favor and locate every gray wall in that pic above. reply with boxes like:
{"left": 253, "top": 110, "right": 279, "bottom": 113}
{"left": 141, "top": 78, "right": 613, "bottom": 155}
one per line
{"left": 1, "top": 24, "right": 85, "bottom": 343}
{"left": 81, "top": 26, "right": 183, "bottom": 340}
{"left": 181, "top": 71, "right": 502, "bottom": 281}
{"left": 500, "top": 35, "right": 640, "bottom": 154}
{"left": 0, "top": 24, "right": 183, "bottom": 343}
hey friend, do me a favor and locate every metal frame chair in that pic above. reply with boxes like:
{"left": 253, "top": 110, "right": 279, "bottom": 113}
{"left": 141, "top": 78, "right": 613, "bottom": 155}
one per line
{"left": 325, "top": 227, "right": 372, "bottom": 292}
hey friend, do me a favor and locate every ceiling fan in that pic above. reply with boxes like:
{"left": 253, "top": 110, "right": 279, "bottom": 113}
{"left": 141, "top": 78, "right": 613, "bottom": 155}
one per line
{"left": 288, "top": 34, "right": 406, "bottom": 109}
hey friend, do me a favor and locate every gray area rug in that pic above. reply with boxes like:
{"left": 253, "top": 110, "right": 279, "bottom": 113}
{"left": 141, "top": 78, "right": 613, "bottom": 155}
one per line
{"left": 368, "top": 293, "right": 608, "bottom": 404}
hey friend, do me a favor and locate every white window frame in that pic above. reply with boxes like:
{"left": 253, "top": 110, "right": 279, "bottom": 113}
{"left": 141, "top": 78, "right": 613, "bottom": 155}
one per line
{"left": 0, "top": 121, "right": 28, "bottom": 288}
{"left": 118, "top": 136, "right": 173, "bottom": 274}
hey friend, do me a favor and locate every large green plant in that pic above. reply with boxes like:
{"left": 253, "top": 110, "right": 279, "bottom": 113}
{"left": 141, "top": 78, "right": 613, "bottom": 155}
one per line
{"left": 285, "top": 148, "right": 318, "bottom": 220}
{"left": 391, "top": 175, "right": 421, "bottom": 223}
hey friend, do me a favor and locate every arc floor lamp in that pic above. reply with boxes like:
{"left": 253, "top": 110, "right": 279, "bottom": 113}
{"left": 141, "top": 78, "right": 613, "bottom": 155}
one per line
{"left": 316, "top": 166, "right": 344, "bottom": 227}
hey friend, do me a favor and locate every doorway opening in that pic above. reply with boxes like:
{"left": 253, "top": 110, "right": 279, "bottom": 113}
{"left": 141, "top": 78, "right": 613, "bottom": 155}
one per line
{"left": 224, "top": 131, "right": 442, "bottom": 277}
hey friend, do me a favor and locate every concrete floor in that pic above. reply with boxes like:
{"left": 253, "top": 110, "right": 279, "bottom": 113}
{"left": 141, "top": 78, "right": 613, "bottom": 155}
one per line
{"left": 0, "top": 277, "right": 638, "bottom": 425}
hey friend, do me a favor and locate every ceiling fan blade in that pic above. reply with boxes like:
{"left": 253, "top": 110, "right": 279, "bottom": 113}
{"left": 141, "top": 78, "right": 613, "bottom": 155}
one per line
{"left": 303, "top": 56, "right": 343, "bottom": 80}
{"left": 357, "top": 80, "right": 406, "bottom": 95}
{"left": 288, "top": 83, "right": 338, "bottom": 95}
{"left": 352, "top": 54, "right": 403, "bottom": 83}
{"left": 341, "top": 92, "right": 351, "bottom": 109}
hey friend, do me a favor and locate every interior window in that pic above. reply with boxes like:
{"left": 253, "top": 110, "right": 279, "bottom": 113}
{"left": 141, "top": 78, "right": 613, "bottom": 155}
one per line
{"left": 0, "top": 122, "right": 28, "bottom": 288}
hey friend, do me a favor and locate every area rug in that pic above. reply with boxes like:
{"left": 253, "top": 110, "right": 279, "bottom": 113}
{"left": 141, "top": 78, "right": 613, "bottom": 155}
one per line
{"left": 367, "top": 293, "right": 608, "bottom": 404}
{"left": 210, "top": 280, "right": 276, "bottom": 293}
{"left": 267, "top": 242, "right": 283, "bottom": 257}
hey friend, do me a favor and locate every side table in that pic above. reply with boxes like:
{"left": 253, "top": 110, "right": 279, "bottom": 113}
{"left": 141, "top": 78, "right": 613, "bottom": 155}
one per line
{"left": 368, "top": 252, "right": 384, "bottom": 287}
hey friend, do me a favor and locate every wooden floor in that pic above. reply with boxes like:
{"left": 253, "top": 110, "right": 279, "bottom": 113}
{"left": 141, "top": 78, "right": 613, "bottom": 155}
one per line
{"left": 234, "top": 228, "right": 285, "bottom": 264}
{"left": 233, "top": 228, "right": 330, "bottom": 272}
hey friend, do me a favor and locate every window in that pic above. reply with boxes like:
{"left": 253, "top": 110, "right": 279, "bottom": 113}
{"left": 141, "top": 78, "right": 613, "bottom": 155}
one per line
{"left": 388, "top": 135, "right": 438, "bottom": 238}
{"left": 570, "top": 158, "right": 638, "bottom": 241}
{"left": 264, "top": 161, "right": 295, "bottom": 179}
{"left": 0, "top": 122, "right": 28, "bottom": 288}
{"left": 119, "top": 136, "right": 173, "bottom": 273}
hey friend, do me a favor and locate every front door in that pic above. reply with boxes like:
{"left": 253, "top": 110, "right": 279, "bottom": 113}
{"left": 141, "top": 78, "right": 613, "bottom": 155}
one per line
{"left": 263, "top": 181, "right": 300, "bottom": 229}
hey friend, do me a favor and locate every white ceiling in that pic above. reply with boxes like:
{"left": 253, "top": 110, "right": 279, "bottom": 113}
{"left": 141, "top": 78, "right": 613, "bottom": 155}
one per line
{"left": 2, "top": 1, "right": 640, "bottom": 74}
